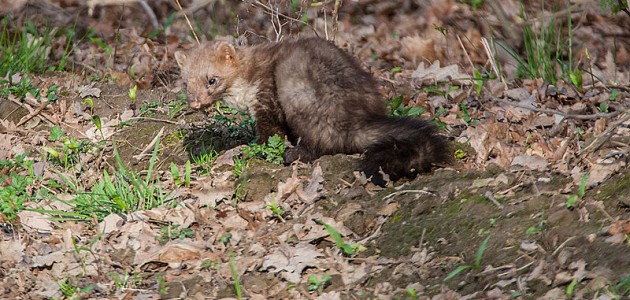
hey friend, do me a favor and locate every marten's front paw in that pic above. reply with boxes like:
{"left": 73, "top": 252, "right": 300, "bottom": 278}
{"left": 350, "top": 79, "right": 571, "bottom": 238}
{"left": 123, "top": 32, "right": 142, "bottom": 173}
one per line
{"left": 282, "top": 148, "right": 302, "bottom": 165}
{"left": 282, "top": 147, "right": 315, "bottom": 165}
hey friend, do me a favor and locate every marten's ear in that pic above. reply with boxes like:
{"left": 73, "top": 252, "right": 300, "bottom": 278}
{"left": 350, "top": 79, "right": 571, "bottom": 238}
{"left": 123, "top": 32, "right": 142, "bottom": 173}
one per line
{"left": 174, "top": 51, "right": 187, "bottom": 68}
{"left": 216, "top": 42, "right": 237, "bottom": 65}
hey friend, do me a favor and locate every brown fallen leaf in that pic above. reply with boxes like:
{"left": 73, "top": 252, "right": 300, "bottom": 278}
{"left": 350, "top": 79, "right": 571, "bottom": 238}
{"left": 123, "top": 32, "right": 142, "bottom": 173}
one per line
{"left": 261, "top": 242, "right": 324, "bottom": 283}
{"left": 602, "top": 220, "right": 630, "bottom": 236}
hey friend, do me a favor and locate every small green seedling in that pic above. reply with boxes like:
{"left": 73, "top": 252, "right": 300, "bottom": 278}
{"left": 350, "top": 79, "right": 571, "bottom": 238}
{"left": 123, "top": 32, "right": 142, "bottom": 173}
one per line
{"left": 454, "top": 148, "right": 465, "bottom": 160}
{"left": 0, "top": 154, "right": 34, "bottom": 221}
{"left": 473, "top": 69, "right": 483, "bottom": 95}
{"left": 566, "top": 174, "right": 588, "bottom": 209}
{"left": 128, "top": 85, "right": 137, "bottom": 103}
{"left": 229, "top": 251, "right": 243, "bottom": 299}
{"left": 192, "top": 149, "right": 218, "bottom": 176}
{"left": 566, "top": 277, "right": 578, "bottom": 297}
{"left": 200, "top": 259, "right": 220, "bottom": 270}
{"left": 307, "top": 274, "right": 332, "bottom": 292}
{"left": 387, "top": 95, "right": 426, "bottom": 118}
{"left": 526, "top": 226, "right": 542, "bottom": 234}
{"left": 48, "top": 126, "right": 65, "bottom": 141}
{"left": 242, "top": 134, "right": 286, "bottom": 164}
{"left": 460, "top": 103, "right": 476, "bottom": 125}
{"left": 170, "top": 162, "right": 191, "bottom": 187}
{"left": 444, "top": 235, "right": 491, "bottom": 281}
{"left": 317, "top": 220, "right": 365, "bottom": 255}
{"left": 266, "top": 195, "right": 286, "bottom": 222}
{"left": 422, "top": 85, "right": 459, "bottom": 97}
{"left": 220, "top": 232, "right": 232, "bottom": 245}
{"left": 157, "top": 224, "right": 194, "bottom": 242}
{"left": 406, "top": 287, "right": 419, "bottom": 300}
{"left": 610, "top": 88, "right": 619, "bottom": 101}
{"left": 157, "top": 274, "right": 169, "bottom": 296}
{"left": 232, "top": 157, "right": 246, "bottom": 178}
{"left": 610, "top": 274, "right": 630, "bottom": 296}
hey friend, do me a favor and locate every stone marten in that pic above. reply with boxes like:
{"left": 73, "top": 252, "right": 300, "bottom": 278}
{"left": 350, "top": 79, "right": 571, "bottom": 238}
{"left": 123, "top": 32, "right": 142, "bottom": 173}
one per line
{"left": 175, "top": 37, "right": 448, "bottom": 185}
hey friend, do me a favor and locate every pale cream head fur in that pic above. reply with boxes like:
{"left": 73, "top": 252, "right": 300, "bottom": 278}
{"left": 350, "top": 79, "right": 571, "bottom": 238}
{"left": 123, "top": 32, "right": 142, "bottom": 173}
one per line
{"left": 175, "top": 42, "right": 243, "bottom": 110}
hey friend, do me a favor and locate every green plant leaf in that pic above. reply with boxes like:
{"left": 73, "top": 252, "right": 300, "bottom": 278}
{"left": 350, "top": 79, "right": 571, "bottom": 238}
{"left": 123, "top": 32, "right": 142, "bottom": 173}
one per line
{"left": 566, "top": 194, "right": 577, "bottom": 209}
{"left": 318, "top": 220, "right": 356, "bottom": 255}
{"left": 128, "top": 85, "right": 137, "bottom": 102}
{"left": 566, "top": 277, "right": 578, "bottom": 297}
{"left": 444, "top": 265, "right": 472, "bottom": 281}
{"left": 610, "top": 88, "right": 619, "bottom": 100}
{"left": 474, "top": 235, "right": 491, "bottom": 268}
{"left": 578, "top": 173, "right": 589, "bottom": 198}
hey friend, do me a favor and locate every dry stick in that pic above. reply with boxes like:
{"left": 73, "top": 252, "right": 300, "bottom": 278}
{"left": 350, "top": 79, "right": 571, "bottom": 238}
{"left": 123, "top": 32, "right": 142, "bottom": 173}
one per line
{"left": 456, "top": 35, "right": 475, "bottom": 73}
{"left": 252, "top": 0, "right": 319, "bottom": 38}
{"left": 131, "top": 117, "right": 181, "bottom": 125}
{"left": 331, "top": 0, "right": 341, "bottom": 41}
{"left": 16, "top": 103, "right": 48, "bottom": 127}
{"left": 138, "top": 0, "right": 159, "bottom": 29}
{"left": 617, "top": 0, "right": 630, "bottom": 18}
{"left": 481, "top": 37, "right": 506, "bottom": 85}
{"left": 579, "top": 113, "right": 630, "bottom": 157}
{"left": 493, "top": 98, "right": 622, "bottom": 120}
{"left": 485, "top": 191, "right": 504, "bottom": 209}
{"left": 175, "top": 0, "right": 200, "bottom": 45}
{"left": 267, "top": 1, "right": 285, "bottom": 42}
{"left": 323, "top": 3, "right": 329, "bottom": 41}
{"left": 133, "top": 126, "right": 164, "bottom": 160}
{"left": 381, "top": 189, "right": 435, "bottom": 203}
{"left": 8, "top": 97, "right": 55, "bottom": 126}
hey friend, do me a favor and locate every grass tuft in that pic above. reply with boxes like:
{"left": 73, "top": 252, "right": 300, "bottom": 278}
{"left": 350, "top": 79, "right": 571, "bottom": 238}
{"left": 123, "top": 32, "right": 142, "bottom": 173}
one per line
{"left": 0, "top": 17, "right": 73, "bottom": 78}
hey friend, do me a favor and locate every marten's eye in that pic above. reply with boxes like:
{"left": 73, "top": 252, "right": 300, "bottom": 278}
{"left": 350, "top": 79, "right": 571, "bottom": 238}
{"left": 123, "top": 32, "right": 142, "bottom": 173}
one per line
{"left": 208, "top": 78, "right": 217, "bottom": 86}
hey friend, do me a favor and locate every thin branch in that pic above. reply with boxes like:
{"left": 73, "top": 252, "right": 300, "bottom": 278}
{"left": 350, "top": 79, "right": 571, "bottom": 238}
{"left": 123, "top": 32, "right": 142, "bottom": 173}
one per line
{"left": 579, "top": 112, "right": 630, "bottom": 157}
{"left": 382, "top": 189, "right": 435, "bottom": 202}
{"left": 250, "top": 0, "right": 320, "bottom": 38}
{"left": 176, "top": 0, "right": 200, "bottom": 45}
{"left": 138, "top": 0, "right": 159, "bottom": 29}
{"left": 617, "top": 0, "right": 630, "bottom": 18}
{"left": 493, "top": 98, "right": 622, "bottom": 120}
{"left": 332, "top": 0, "right": 341, "bottom": 41}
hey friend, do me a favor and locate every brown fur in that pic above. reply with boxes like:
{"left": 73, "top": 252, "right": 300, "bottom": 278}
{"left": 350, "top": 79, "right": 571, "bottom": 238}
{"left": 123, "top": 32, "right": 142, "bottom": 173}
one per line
{"left": 175, "top": 37, "right": 448, "bottom": 185}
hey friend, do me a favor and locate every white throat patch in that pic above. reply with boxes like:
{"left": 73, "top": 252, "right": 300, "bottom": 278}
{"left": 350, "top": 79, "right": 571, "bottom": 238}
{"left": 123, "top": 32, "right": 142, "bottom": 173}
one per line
{"left": 222, "top": 78, "right": 260, "bottom": 115}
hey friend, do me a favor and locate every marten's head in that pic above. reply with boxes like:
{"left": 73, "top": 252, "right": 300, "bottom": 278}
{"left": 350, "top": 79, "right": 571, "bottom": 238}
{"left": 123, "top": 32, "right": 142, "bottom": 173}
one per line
{"left": 175, "top": 41, "right": 239, "bottom": 110}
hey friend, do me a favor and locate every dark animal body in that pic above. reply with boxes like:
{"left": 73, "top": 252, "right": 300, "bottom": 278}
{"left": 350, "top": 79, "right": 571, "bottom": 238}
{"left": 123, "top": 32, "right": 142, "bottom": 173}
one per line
{"left": 175, "top": 37, "right": 447, "bottom": 185}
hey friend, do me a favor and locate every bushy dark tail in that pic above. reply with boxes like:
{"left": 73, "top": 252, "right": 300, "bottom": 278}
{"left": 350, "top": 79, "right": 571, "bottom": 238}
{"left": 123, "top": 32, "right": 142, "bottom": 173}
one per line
{"left": 361, "top": 117, "right": 448, "bottom": 186}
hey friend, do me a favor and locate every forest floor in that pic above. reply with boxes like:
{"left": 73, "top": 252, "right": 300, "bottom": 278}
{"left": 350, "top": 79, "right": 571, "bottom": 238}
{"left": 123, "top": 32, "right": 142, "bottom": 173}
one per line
{"left": 1, "top": 0, "right": 630, "bottom": 299}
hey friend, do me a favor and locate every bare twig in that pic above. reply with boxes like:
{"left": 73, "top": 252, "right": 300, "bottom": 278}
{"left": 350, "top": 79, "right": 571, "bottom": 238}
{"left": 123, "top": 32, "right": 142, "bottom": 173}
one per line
{"left": 456, "top": 35, "right": 475, "bottom": 73}
{"left": 138, "top": 0, "right": 159, "bottom": 29}
{"left": 16, "top": 103, "right": 48, "bottom": 127}
{"left": 332, "top": 0, "right": 341, "bottom": 41}
{"left": 131, "top": 117, "right": 181, "bottom": 125}
{"left": 481, "top": 37, "right": 506, "bottom": 85}
{"left": 175, "top": 0, "right": 200, "bottom": 45}
{"left": 8, "top": 96, "right": 55, "bottom": 126}
{"left": 494, "top": 98, "right": 622, "bottom": 120}
{"left": 250, "top": 0, "right": 319, "bottom": 38}
{"left": 382, "top": 189, "right": 435, "bottom": 203}
{"left": 133, "top": 126, "right": 164, "bottom": 160}
{"left": 579, "top": 113, "right": 630, "bottom": 157}
{"left": 617, "top": 0, "right": 630, "bottom": 18}
{"left": 485, "top": 191, "right": 504, "bottom": 209}
{"left": 265, "top": 0, "right": 286, "bottom": 42}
